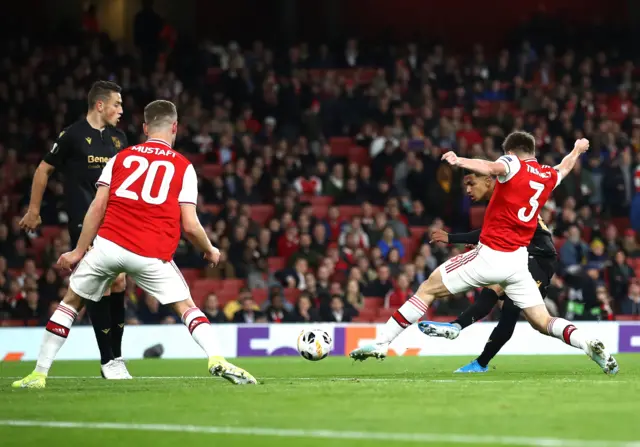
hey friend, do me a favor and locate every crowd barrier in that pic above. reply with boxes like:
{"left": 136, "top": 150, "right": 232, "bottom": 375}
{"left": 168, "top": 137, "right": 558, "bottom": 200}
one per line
{"left": 1, "top": 322, "right": 639, "bottom": 361}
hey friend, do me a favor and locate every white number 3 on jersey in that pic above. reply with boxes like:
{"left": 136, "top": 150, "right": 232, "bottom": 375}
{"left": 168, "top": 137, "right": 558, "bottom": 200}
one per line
{"left": 116, "top": 155, "right": 175, "bottom": 204}
{"left": 518, "top": 181, "right": 544, "bottom": 222}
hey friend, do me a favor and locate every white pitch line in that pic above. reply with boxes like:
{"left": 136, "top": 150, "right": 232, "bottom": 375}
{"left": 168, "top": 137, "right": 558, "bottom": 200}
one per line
{"left": 3, "top": 376, "right": 630, "bottom": 383}
{"left": 0, "top": 420, "right": 638, "bottom": 447}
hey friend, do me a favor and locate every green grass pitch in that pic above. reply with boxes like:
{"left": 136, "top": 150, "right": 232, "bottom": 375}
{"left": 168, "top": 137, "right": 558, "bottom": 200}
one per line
{"left": 0, "top": 355, "right": 638, "bottom": 447}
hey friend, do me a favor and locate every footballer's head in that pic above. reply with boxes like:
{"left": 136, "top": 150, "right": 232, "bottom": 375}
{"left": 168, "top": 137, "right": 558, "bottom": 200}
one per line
{"left": 88, "top": 80, "right": 123, "bottom": 127}
{"left": 144, "top": 100, "right": 178, "bottom": 144}
{"left": 502, "top": 130, "right": 536, "bottom": 158}
{"left": 464, "top": 160, "right": 495, "bottom": 202}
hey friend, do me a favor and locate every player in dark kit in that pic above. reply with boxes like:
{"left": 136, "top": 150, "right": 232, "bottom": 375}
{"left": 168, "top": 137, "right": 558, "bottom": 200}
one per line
{"left": 421, "top": 169, "right": 558, "bottom": 372}
{"left": 20, "top": 81, "right": 132, "bottom": 379}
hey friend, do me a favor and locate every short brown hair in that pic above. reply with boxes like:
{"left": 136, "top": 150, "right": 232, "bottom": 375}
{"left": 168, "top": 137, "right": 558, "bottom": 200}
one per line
{"left": 502, "top": 131, "right": 536, "bottom": 156}
{"left": 144, "top": 100, "right": 178, "bottom": 130}
{"left": 87, "top": 81, "right": 122, "bottom": 108}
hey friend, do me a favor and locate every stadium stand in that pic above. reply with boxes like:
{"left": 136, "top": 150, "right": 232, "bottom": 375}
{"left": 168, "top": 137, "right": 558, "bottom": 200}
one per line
{"left": 2, "top": 15, "right": 640, "bottom": 328}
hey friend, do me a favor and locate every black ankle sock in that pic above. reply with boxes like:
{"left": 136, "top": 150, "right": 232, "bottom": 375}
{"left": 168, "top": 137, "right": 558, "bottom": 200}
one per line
{"left": 452, "top": 288, "right": 500, "bottom": 329}
{"left": 86, "top": 299, "right": 114, "bottom": 365}
{"left": 476, "top": 297, "right": 520, "bottom": 367}
{"left": 109, "top": 291, "right": 126, "bottom": 359}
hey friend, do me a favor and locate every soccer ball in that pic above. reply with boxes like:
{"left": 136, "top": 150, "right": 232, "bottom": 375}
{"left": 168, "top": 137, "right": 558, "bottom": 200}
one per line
{"left": 297, "top": 329, "right": 332, "bottom": 361}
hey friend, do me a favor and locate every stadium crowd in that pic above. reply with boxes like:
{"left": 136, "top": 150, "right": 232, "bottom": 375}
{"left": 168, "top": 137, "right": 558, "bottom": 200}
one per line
{"left": 2, "top": 20, "right": 640, "bottom": 328}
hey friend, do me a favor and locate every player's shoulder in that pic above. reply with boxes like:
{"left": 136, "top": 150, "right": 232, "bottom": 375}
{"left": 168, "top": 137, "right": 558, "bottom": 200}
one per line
{"left": 58, "top": 119, "right": 86, "bottom": 138}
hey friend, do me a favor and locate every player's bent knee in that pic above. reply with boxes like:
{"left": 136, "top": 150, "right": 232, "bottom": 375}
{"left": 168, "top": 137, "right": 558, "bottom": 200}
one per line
{"left": 416, "top": 269, "right": 449, "bottom": 304}
{"left": 171, "top": 299, "right": 197, "bottom": 317}
{"left": 63, "top": 289, "right": 85, "bottom": 312}
{"left": 522, "top": 304, "right": 551, "bottom": 333}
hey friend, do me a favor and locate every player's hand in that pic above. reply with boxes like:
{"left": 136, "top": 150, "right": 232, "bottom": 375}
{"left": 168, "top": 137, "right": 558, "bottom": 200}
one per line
{"left": 57, "top": 249, "right": 84, "bottom": 271}
{"left": 430, "top": 228, "right": 449, "bottom": 244}
{"left": 204, "top": 247, "right": 221, "bottom": 267}
{"left": 20, "top": 209, "right": 42, "bottom": 232}
{"left": 441, "top": 151, "right": 460, "bottom": 166}
{"left": 573, "top": 138, "right": 590, "bottom": 154}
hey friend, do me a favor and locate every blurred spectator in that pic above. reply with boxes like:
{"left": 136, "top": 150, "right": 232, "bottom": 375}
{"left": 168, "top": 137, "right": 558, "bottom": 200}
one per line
{"left": 322, "top": 295, "right": 358, "bottom": 322}
{"left": 344, "top": 279, "right": 364, "bottom": 311}
{"left": 265, "top": 294, "right": 290, "bottom": 323}
{"left": 385, "top": 273, "right": 413, "bottom": 308}
{"left": 137, "top": 293, "right": 178, "bottom": 325}
{"left": 608, "top": 250, "right": 635, "bottom": 303}
{"left": 232, "top": 296, "right": 264, "bottom": 323}
{"left": 559, "top": 226, "right": 589, "bottom": 273}
{"left": 202, "top": 293, "right": 227, "bottom": 323}
{"left": 365, "top": 265, "right": 394, "bottom": 297}
{"left": 621, "top": 281, "right": 640, "bottom": 315}
{"left": 377, "top": 227, "right": 405, "bottom": 259}
{"left": 285, "top": 292, "right": 320, "bottom": 322}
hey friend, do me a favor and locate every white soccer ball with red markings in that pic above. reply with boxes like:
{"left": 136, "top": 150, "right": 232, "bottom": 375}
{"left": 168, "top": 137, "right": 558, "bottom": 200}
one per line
{"left": 297, "top": 329, "right": 332, "bottom": 361}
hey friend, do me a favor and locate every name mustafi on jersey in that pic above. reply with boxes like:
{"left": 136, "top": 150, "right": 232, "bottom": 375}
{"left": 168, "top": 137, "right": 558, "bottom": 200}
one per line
{"left": 526, "top": 164, "right": 552, "bottom": 179}
{"left": 131, "top": 146, "right": 176, "bottom": 157}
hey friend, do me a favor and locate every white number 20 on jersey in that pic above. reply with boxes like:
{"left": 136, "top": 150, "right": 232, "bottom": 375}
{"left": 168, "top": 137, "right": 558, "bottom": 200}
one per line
{"left": 115, "top": 155, "right": 175, "bottom": 204}
{"left": 517, "top": 181, "right": 545, "bottom": 222}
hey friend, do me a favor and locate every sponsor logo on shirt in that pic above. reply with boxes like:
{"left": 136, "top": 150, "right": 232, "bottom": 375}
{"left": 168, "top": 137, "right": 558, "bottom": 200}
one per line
{"left": 87, "top": 156, "right": 111, "bottom": 164}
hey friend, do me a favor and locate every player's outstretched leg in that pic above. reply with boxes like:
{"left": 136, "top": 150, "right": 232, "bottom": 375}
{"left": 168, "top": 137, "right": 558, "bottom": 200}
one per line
{"left": 350, "top": 269, "right": 448, "bottom": 361}
{"left": 456, "top": 297, "right": 519, "bottom": 373}
{"left": 12, "top": 292, "right": 83, "bottom": 389}
{"left": 176, "top": 303, "right": 257, "bottom": 384}
{"left": 525, "top": 305, "right": 619, "bottom": 375}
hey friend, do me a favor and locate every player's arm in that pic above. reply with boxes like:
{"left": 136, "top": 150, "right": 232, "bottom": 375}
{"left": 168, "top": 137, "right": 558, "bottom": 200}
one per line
{"left": 441, "top": 152, "right": 507, "bottom": 177}
{"left": 448, "top": 229, "right": 481, "bottom": 245}
{"left": 553, "top": 138, "right": 590, "bottom": 186}
{"left": 179, "top": 165, "right": 221, "bottom": 266}
{"left": 22, "top": 130, "right": 74, "bottom": 231}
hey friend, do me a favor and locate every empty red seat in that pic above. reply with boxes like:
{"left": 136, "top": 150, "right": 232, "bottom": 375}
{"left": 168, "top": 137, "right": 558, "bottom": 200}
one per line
{"left": 409, "top": 226, "right": 428, "bottom": 243}
{"left": 377, "top": 307, "right": 398, "bottom": 320}
{"left": 329, "top": 137, "right": 352, "bottom": 157}
{"left": 203, "top": 204, "right": 222, "bottom": 214}
{"left": 251, "top": 288, "right": 269, "bottom": 305}
{"left": 304, "top": 196, "right": 333, "bottom": 207}
{"left": 283, "top": 288, "right": 301, "bottom": 303}
{"left": 200, "top": 164, "right": 223, "bottom": 178}
{"left": 41, "top": 226, "right": 62, "bottom": 242}
{"left": 364, "top": 297, "right": 384, "bottom": 310}
{"left": 348, "top": 147, "right": 370, "bottom": 165}
{"left": 180, "top": 268, "right": 201, "bottom": 285}
{"left": 337, "top": 206, "right": 362, "bottom": 220}
{"left": 311, "top": 204, "right": 329, "bottom": 219}
{"left": 250, "top": 205, "right": 274, "bottom": 225}
{"left": 354, "top": 308, "right": 376, "bottom": 322}
{"left": 267, "top": 257, "right": 286, "bottom": 272}
{"left": 400, "top": 237, "right": 417, "bottom": 261}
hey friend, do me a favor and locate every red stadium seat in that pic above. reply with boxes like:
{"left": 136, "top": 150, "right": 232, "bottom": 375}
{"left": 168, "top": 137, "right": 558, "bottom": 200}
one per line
{"left": 377, "top": 307, "right": 398, "bottom": 320}
{"left": 409, "top": 226, "right": 428, "bottom": 243}
{"left": 337, "top": 206, "right": 362, "bottom": 220}
{"left": 203, "top": 204, "right": 222, "bottom": 215}
{"left": 303, "top": 196, "right": 333, "bottom": 207}
{"left": 251, "top": 288, "right": 269, "bottom": 305}
{"left": 400, "top": 237, "right": 417, "bottom": 261}
{"left": 267, "top": 257, "right": 286, "bottom": 272}
{"left": 200, "top": 164, "right": 223, "bottom": 178}
{"left": 41, "top": 226, "right": 62, "bottom": 242}
{"left": 329, "top": 137, "right": 352, "bottom": 157}
{"left": 470, "top": 206, "right": 486, "bottom": 229}
{"left": 311, "top": 204, "right": 329, "bottom": 219}
{"left": 283, "top": 288, "right": 301, "bottom": 303}
{"left": 364, "top": 297, "right": 384, "bottom": 310}
{"left": 348, "top": 147, "right": 370, "bottom": 165}
{"left": 180, "top": 268, "right": 201, "bottom": 285}
{"left": 250, "top": 205, "right": 274, "bottom": 225}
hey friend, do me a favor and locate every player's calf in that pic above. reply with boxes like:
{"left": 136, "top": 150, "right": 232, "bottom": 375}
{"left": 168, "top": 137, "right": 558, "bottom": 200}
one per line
{"left": 12, "top": 292, "right": 83, "bottom": 388}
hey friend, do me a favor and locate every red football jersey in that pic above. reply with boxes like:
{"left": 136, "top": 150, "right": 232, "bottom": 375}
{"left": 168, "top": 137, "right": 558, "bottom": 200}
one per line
{"left": 479, "top": 155, "right": 560, "bottom": 252}
{"left": 96, "top": 138, "right": 197, "bottom": 261}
